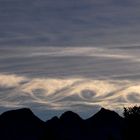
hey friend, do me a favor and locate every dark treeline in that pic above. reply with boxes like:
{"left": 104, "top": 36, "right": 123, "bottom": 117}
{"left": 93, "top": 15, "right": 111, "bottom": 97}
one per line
{"left": 0, "top": 106, "right": 140, "bottom": 140}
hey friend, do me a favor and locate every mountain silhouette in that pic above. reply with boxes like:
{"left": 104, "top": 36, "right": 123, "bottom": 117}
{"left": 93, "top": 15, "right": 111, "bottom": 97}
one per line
{"left": 0, "top": 107, "right": 136, "bottom": 140}
{"left": 44, "top": 111, "right": 84, "bottom": 140}
{"left": 60, "top": 111, "right": 82, "bottom": 122}
{"left": 0, "top": 108, "right": 45, "bottom": 140}
{"left": 60, "top": 111, "right": 83, "bottom": 128}
{"left": 86, "top": 108, "right": 123, "bottom": 126}
{"left": 85, "top": 108, "right": 124, "bottom": 140}
{"left": 43, "top": 108, "right": 124, "bottom": 140}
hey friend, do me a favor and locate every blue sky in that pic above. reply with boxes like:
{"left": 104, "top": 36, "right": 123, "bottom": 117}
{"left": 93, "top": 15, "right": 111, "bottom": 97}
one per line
{"left": 1, "top": 0, "right": 140, "bottom": 120}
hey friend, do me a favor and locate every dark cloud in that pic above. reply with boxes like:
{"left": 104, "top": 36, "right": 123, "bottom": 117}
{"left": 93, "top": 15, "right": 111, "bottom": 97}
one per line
{"left": 127, "top": 93, "right": 140, "bottom": 103}
{"left": 0, "top": 0, "right": 140, "bottom": 46}
{"left": 0, "top": 46, "right": 140, "bottom": 80}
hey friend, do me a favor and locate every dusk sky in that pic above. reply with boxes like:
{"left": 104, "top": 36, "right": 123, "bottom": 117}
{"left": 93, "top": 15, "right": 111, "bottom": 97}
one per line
{"left": 1, "top": 0, "right": 140, "bottom": 120}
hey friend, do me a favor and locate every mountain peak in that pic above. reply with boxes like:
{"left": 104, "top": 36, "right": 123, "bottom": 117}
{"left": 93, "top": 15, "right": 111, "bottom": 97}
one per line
{"left": 95, "top": 108, "right": 121, "bottom": 118}
{"left": 97, "top": 108, "right": 120, "bottom": 116}
{"left": 0, "top": 108, "right": 45, "bottom": 140}
{"left": 60, "top": 111, "right": 82, "bottom": 122}
{"left": 99, "top": 107, "right": 114, "bottom": 114}
{"left": 86, "top": 108, "right": 122, "bottom": 124}
{"left": 0, "top": 108, "right": 44, "bottom": 125}
{"left": 100, "top": 107, "right": 108, "bottom": 111}
{"left": 0, "top": 108, "right": 33, "bottom": 118}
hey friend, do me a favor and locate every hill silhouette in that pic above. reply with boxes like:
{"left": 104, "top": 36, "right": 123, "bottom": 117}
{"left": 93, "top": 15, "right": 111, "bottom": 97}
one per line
{"left": 84, "top": 108, "right": 124, "bottom": 140}
{"left": 0, "top": 108, "right": 45, "bottom": 140}
{"left": 0, "top": 107, "right": 139, "bottom": 140}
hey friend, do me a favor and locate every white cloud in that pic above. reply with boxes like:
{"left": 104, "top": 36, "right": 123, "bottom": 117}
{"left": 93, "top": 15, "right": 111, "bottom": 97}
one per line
{"left": 0, "top": 73, "right": 140, "bottom": 112}
{"left": 0, "top": 74, "right": 27, "bottom": 88}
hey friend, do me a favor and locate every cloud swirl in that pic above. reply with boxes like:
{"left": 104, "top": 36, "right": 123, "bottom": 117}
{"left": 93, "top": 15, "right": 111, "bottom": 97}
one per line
{"left": 0, "top": 74, "right": 140, "bottom": 113}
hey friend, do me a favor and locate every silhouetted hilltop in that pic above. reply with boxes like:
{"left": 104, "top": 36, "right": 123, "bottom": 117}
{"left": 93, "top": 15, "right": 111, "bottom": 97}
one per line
{"left": 0, "top": 108, "right": 42, "bottom": 122}
{"left": 0, "top": 108, "right": 45, "bottom": 140}
{"left": 60, "top": 111, "right": 83, "bottom": 127}
{"left": 86, "top": 108, "right": 123, "bottom": 124}
{"left": 60, "top": 111, "right": 82, "bottom": 122}
{"left": 41, "top": 108, "right": 124, "bottom": 140}
{"left": 85, "top": 108, "right": 124, "bottom": 140}
{"left": 92, "top": 107, "right": 122, "bottom": 120}
{"left": 0, "top": 107, "right": 140, "bottom": 140}
{"left": 45, "top": 111, "right": 84, "bottom": 140}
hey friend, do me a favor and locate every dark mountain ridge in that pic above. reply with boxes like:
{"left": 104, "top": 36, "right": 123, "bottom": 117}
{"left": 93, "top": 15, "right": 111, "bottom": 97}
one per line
{"left": 0, "top": 108, "right": 45, "bottom": 140}
{"left": 0, "top": 107, "right": 136, "bottom": 140}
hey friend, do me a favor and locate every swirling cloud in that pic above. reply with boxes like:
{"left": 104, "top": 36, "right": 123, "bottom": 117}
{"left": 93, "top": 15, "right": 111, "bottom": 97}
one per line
{"left": 0, "top": 73, "right": 140, "bottom": 115}
{"left": 0, "top": 46, "right": 139, "bottom": 119}
{"left": 0, "top": 74, "right": 27, "bottom": 88}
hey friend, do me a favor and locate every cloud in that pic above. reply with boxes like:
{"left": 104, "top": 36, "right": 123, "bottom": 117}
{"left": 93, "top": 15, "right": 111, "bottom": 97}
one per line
{"left": 1, "top": 73, "right": 140, "bottom": 118}
{"left": 1, "top": 0, "right": 140, "bottom": 46}
{"left": 0, "top": 46, "right": 140, "bottom": 119}
{"left": 1, "top": 46, "right": 140, "bottom": 80}
{"left": 0, "top": 74, "right": 27, "bottom": 88}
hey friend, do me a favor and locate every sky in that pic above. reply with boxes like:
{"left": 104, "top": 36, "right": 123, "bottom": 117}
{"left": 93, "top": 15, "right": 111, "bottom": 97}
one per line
{"left": 1, "top": 0, "right": 140, "bottom": 120}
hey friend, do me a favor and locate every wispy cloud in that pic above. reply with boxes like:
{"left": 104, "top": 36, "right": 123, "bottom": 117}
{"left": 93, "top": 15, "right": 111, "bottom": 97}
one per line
{"left": 0, "top": 46, "right": 140, "bottom": 80}
{"left": 0, "top": 74, "right": 27, "bottom": 88}
{"left": 0, "top": 73, "right": 140, "bottom": 116}
{"left": 0, "top": 0, "right": 140, "bottom": 46}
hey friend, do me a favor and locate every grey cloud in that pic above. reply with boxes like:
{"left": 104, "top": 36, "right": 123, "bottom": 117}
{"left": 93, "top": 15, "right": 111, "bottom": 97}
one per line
{"left": 0, "top": 46, "right": 140, "bottom": 80}
{"left": 0, "top": 0, "right": 140, "bottom": 46}
{"left": 127, "top": 93, "right": 140, "bottom": 103}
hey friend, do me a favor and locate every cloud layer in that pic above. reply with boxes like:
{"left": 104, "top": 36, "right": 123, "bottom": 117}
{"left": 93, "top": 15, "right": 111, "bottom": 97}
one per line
{"left": 0, "top": 46, "right": 140, "bottom": 119}
{"left": 1, "top": 73, "right": 140, "bottom": 119}
{"left": 1, "top": 0, "right": 140, "bottom": 46}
